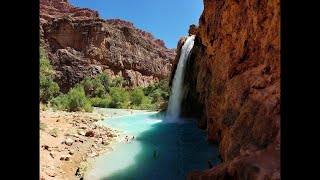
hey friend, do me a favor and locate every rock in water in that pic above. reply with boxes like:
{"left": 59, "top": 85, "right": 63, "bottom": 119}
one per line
{"left": 65, "top": 138, "right": 74, "bottom": 146}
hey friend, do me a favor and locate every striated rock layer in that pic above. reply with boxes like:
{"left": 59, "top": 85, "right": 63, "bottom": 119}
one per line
{"left": 40, "top": 0, "right": 175, "bottom": 92}
{"left": 173, "top": 0, "right": 280, "bottom": 179}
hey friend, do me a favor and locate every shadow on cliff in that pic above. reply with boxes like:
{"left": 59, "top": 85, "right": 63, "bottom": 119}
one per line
{"left": 99, "top": 113, "right": 220, "bottom": 180}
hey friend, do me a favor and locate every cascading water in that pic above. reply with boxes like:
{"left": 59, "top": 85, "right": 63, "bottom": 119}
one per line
{"left": 166, "top": 35, "right": 195, "bottom": 120}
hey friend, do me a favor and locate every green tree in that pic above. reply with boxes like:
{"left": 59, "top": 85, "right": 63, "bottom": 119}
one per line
{"left": 97, "top": 73, "right": 110, "bottom": 91}
{"left": 130, "top": 88, "right": 145, "bottom": 106}
{"left": 110, "top": 76, "right": 124, "bottom": 88}
{"left": 64, "top": 85, "right": 92, "bottom": 112}
{"left": 40, "top": 75, "right": 60, "bottom": 102}
{"left": 93, "top": 84, "right": 106, "bottom": 98}
{"left": 40, "top": 47, "right": 60, "bottom": 102}
{"left": 109, "top": 87, "right": 129, "bottom": 108}
{"left": 40, "top": 48, "right": 54, "bottom": 76}
{"left": 81, "top": 76, "right": 94, "bottom": 95}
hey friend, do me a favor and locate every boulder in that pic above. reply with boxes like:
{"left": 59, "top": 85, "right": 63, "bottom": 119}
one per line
{"left": 85, "top": 130, "right": 95, "bottom": 137}
{"left": 60, "top": 155, "right": 66, "bottom": 160}
{"left": 42, "top": 145, "right": 49, "bottom": 150}
{"left": 79, "top": 131, "right": 86, "bottom": 136}
{"left": 102, "top": 140, "right": 109, "bottom": 145}
{"left": 46, "top": 170, "right": 56, "bottom": 177}
{"left": 65, "top": 138, "right": 74, "bottom": 146}
{"left": 50, "top": 151, "right": 56, "bottom": 158}
{"left": 65, "top": 154, "right": 71, "bottom": 161}
{"left": 69, "top": 149, "right": 75, "bottom": 155}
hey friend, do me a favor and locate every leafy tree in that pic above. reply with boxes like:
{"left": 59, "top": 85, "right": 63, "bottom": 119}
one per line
{"left": 130, "top": 88, "right": 145, "bottom": 106}
{"left": 81, "top": 76, "right": 94, "bottom": 94}
{"left": 64, "top": 85, "right": 92, "bottom": 112}
{"left": 109, "top": 87, "right": 129, "bottom": 108}
{"left": 40, "top": 47, "right": 60, "bottom": 102}
{"left": 40, "top": 47, "right": 54, "bottom": 76}
{"left": 40, "top": 75, "right": 60, "bottom": 102}
{"left": 110, "top": 76, "right": 124, "bottom": 88}
{"left": 90, "top": 95, "right": 111, "bottom": 108}
{"left": 143, "top": 84, "right": 156, "bottom": 96}
{"left": 97, "top": 73, "right": 110, "bottom": 91}
{"left": 93, "top": 84, "right": 106, "bottom": 98}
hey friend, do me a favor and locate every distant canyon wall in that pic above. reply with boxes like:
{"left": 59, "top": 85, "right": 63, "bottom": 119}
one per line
{"left": 40, "top": 0, "right": 176, "bottom": 92}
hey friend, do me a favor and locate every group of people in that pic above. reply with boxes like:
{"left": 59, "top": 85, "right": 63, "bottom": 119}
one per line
{"left": 124, "top": 135, "right": 134, "bottom": 143}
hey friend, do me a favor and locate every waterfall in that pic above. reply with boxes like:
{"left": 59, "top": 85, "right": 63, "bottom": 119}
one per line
{"left": 166, "top": 35, "right": 195, "bottom": 120}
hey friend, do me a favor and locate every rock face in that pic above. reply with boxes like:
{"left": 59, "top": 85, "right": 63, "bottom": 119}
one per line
{"left": 174, "top": 0, "right": 280, "bottom": 179}
{"left": 188, "top": 24, "right": 197, "bottom": 36}
{"left": 40, "top": 0, "right": 175, "bottom": 92}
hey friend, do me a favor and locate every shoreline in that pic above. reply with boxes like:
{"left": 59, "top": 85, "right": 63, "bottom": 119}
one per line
{"left": 40, "top": 108, "right": 123, "bottom": 180}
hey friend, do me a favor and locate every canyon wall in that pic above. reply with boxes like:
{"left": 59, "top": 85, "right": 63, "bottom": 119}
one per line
{"left": 176, "top": 0, "right": 280, "bottom": 179}
{"left": 40, "top": 0, "right": 175, "bottom": 92}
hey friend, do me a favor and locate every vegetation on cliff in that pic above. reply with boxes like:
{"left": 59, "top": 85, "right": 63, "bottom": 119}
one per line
{"left": 40, "top": 47, "right": 170, "bottom": 112}
{"left": 40, "top": 47, "right": 60, "bottom": 103}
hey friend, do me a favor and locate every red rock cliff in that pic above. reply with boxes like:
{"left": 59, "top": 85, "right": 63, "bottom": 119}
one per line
{"left": 176, "top": 0, "right": 280, "bottom": 179}
{"left": 40, "top": 0, "right": 175, "bottom": 92}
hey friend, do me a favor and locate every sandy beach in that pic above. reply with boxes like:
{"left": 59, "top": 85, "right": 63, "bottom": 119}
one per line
{"left": 40, "top": 108, "right": 123, "bottom": 180}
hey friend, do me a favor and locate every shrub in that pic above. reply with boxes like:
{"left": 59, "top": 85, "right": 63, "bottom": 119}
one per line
{"left": 40, "top": 75, "right": 60, "bottom": 102}
{"left": 40, "top": 47, "right": 54, "bottom": 76}
{"left": 138, "top": 97, "right": 155, "bottom": 110}
{"left": 97, "top": 73, "right": 110, "bottom": 91}
{"left": 40, "top": 122, "right": 47, "bottom": 131}
{"left": 109, "top": 87, "right": 129, "bottom": 108}
{"left": 50, "top": 94, "right": 68, "bottom": 111}
{"left": 48, "top": 128, "right": 59, "bottom": 137}
{"left": 90, "top": 96, "right": 111, "bottom": 108}
{"left": 149, "top": 89, "right": 163, "bottom": 103}
{"left": 93, "top": 84, "right": 106, "bottom": 98}
{"left": 130, "top": 88, "right": 145, "bottom": 106}
{"left": 110, "top": 76, "right": 124, "bottom": 88}
{"left": 40, "top": 47, "right": 60, "bottom": 103}
{"left": 65, "top": 85, "right": 93, "bottom": 112}
{"left": 81, "top": 76, "right": 94, "bottom": 95}
{"left": 143, "top": 84, "right": 156, "bottom": 96}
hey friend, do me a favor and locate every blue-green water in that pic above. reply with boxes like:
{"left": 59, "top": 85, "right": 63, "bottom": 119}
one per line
{"left": 85, "top": 111, "right": 220, "bottom": 180}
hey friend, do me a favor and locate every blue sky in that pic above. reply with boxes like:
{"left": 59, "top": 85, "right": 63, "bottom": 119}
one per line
{"left": 69, "top": 0, "right": 203, "bottom": 48}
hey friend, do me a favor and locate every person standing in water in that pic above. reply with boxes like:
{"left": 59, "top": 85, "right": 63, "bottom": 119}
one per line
{"left": 153, "top": 150, "right": 156, "bottom": 158}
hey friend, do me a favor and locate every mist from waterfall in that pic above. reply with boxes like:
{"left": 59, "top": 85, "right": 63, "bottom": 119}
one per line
{"left": 166, "top": 35, "right": 195, "bottom": 120}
